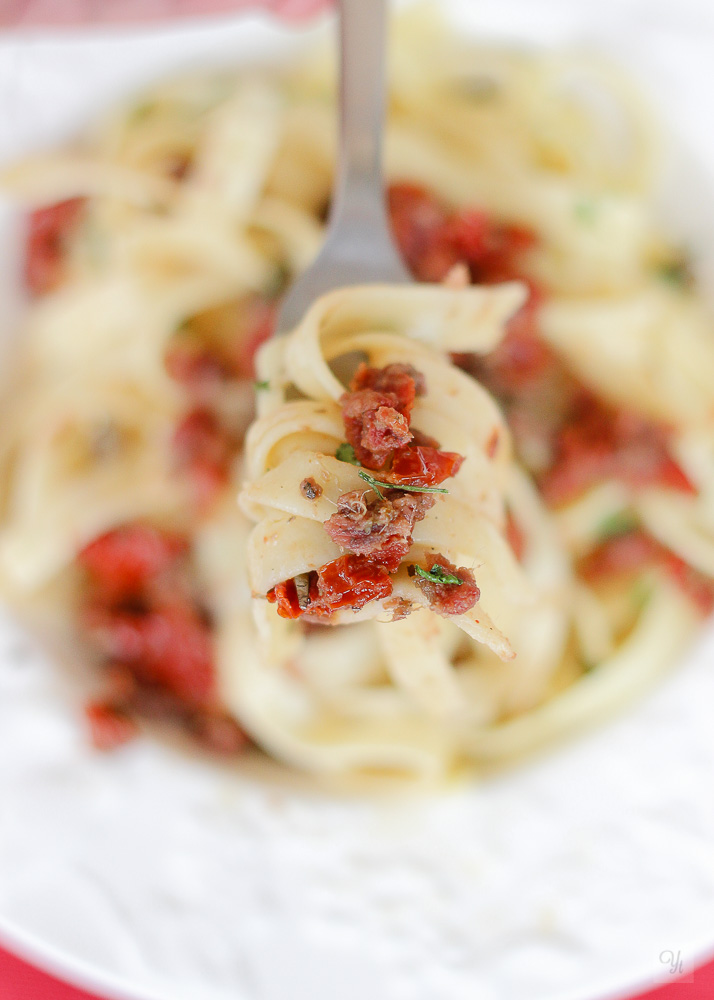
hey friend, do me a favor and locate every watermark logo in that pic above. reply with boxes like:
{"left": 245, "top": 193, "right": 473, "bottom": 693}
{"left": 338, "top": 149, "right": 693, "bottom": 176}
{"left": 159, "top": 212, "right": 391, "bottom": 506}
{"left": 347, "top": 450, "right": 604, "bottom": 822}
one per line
{"left": 659, "top": 950, "right": 695, "bottom": 984}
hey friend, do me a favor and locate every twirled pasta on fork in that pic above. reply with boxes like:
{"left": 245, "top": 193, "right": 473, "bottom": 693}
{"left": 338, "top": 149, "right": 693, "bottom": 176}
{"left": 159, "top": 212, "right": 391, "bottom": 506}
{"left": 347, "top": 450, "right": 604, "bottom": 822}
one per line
{"left": 239, "top": 284, "right": 571, "bottom": 728}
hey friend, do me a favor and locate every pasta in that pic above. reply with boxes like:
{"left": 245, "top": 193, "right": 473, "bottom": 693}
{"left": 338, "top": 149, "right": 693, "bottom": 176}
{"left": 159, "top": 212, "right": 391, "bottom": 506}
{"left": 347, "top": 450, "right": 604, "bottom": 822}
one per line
{"left": 0, "top": 8, "right": 712, "bottom": 781}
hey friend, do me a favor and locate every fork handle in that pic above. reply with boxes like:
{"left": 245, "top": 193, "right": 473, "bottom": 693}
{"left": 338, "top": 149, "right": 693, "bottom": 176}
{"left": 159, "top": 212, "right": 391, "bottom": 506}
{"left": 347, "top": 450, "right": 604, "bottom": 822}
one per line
{"left": 331, "top": 0, "right": 393, "bottom": 243}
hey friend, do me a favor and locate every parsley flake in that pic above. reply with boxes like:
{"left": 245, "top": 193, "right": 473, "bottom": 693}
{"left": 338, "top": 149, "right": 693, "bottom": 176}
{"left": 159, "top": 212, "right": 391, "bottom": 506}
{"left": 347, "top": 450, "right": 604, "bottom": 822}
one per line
{"left": 596, "top": 510, "right": 638, "bottom": 542}
{"left": 254, "top": 380, "right": 270, "bottom": 391}
{"left": 358, "top": 470, "right": 449, "bottom": 498}
{"left": 414, "top": 564, "right": 463, "bottom": 586}
{"left": 656, "top": 257, "right": 691, "bottom": 289}
{"left": 574, "top": 199, "right": 598, "bottom": 225}
{"left": 336, "top": 442, "right": 360, "bottom": 465}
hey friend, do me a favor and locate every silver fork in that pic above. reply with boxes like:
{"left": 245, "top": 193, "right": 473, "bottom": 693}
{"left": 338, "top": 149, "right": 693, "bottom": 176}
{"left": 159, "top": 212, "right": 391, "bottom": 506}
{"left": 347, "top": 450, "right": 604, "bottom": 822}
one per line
{"left": 276, "top": 0, "right": 411, "bottom": 335}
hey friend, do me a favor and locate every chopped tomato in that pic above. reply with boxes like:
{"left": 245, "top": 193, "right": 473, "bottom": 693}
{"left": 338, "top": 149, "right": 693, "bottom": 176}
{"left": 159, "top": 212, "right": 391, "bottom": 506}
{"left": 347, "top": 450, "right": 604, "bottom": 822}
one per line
{"left": 388, "top": 183, "right": 452, "bottom": 282}
{"left": 268, "top": 555, "right": 393, "bottom": 620}
{"left": 165, "top": 340, "right": 227, "bottom": 388}
{"left": 309, "top": 555, "right": 393, "bottom": 616}
{"left": 25, "top": 198, "right": 85, "bottom": 295}
{"left": 505, "top": 510, "right": 526, "bottom": 562}
{"left": 351, "top": 362, "right": 425, "bottom": 419}
{"left": 452, "top": 283, "right": 554, "bottom": 395}
{"left": 340, "top": 363, "right": 431, "bottom": 469}
{"left": 412, "top": 553, "right": 480, "bottom": 616}
{"left": 173, "top": 408, "right": 233, "bottom": 511}
{"left": 188, "top": 710, "right": 250, "bottom": 755}
{"left": 325, "top": 490, "right": 435, "bottom": 572}
{"left": 87, "top": 668, "right": 248, "bottom": 755}
{"left": 579, "top": 530, "right": 658, "bottom": 580}
{"left": 542, "top": 392, "right": 696, "bottom": 507}
{"left": 85, "top": 700, "right": 139, "bottom": 751}
{"left": 443, "top": 209, "right": 536, "bottom": 283}
{"left": 341, "top": 389, "right": 412, "bottom": 470}
{"left": 267, "top": 578, "right": 303, "bottom": 620}
{"left": 579, "top": 529, "right": 714, "bottom": 616}
{"left": 78, "top": 525, "right": 187, "bottom": 602}
{"left": 663, "top": 554, "right": 714, "bottom": 616}
{"left": 387, "top": 182, "right": 537, "bottom": 285}
{"left": 230, "top": 299, "right": 277, "bottom": 379}
{"left": 390, "top": 444, "right": 464, "bottom": 487}
{"left": 83, "top": 600, "right": 215, "bottom": 708}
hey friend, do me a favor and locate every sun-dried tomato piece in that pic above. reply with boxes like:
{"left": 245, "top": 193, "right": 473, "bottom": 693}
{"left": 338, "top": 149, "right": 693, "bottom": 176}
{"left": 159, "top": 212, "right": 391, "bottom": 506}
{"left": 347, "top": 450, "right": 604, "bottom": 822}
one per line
{"left": 267, "top": 578, "right": 304, "bottom": 620}
{"left": 452, "top": 283, "right": 554, "bottom": 395}
{"left": 325, "top": 490, "right": 435, "bottom": 570}
{"left": 663, "top": 554, "right": 714, "bottom": 616}
{"left": 445, "top": 209, "right": 537, "bottom": 284}
{"left": 389, "top": 445, "right": 464, "bottom": 487}
{"left": 85, "top": 700, "right": 139, "bottom": 751}
{"left": 351, "top": 362, "right": 425, "bottom": 418}
{"left": 268, "top": 555, "right": 393, "bottom": 620}
{"left": 25, "top": 197, "right": 85, "bottom": 295}
{"left": 579, "top": 530, "right": 657, "bottom": 580}
{"left": 505, "top": 510, "right": 526, "bottom": 562}
{"left": 412, "top": 553, "right": 480, "bottom": 616}
{"left": 388, "top": 182, "right": 452, "bottom": 281}
{"left": 341, "top": 389, "right": 412, "bottom": 470}
{"left": 83, "top": 600, "right": 215, "bottom": 708}
{"left": 542, "top": 392, "right": 696, "bottom": 507}
{"left": 78, "top": 526, "right": 188, "bottom": 602}
{"left": 188, "top": 710, "right": 249, "bottom": 755}
{"left": 579, "top": 529, "right": 714, "bottom": 616}
{"left": 387, "top": 182, "right": 537, "bottom": 285}
{"left": 165, "top": 340, "right": 227, "bottom": 388}
{"left": 310, "top": 554, "right": 393, "bottom": 615}
{"left": 173, "top": 408, "right": 233, "bottom": 510}
{"left": 230, "top": 299, "right": 277, "bottom": 379}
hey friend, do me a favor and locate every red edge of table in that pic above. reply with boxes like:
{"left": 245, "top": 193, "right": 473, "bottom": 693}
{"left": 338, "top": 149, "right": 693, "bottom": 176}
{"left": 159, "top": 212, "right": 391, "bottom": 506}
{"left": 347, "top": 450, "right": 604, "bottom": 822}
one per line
{"left": 1, "top": 943, "right": 714, "bottom": 1000}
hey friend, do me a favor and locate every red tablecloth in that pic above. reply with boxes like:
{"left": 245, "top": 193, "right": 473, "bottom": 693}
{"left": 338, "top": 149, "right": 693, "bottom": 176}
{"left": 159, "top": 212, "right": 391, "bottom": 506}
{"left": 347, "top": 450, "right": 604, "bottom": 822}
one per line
{"left": 1, "top": 943, "right": 713, "bottom": 1000}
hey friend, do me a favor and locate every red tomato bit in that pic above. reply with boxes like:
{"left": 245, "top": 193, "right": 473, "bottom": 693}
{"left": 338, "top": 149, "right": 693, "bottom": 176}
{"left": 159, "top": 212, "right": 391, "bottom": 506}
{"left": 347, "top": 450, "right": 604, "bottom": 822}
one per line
{"left": 83, "top": 599, "right": 216, "bottom": 708}
{"left": 268, "top": 555, "right": 393, "bottom": 620}
{"left": 579, "top": 529, "right": 714, "bottom": 617}
{"left": 341, "top": 389, "right": 412, "bottom": 470}
{"left": 411, "top": 553, "right": 481, "bottom": 617}
{"left": 387, "top": 182, "right": 537, "bottom": 286}
{"left": 505, "top": 510, "right": 526, "bottom": 562}
{"left": 173, "top": 408, "right": 234, "bottom": 511}
{"left": 309, "top": 554, "right": 393, "bottom": 616}
{"left": 324, "top": 490, "right": 435, "bottom": 571}
{"left": 389, "top": 444, "right": 464, "bottom": 487}
{"left": 542, "top": 392, "right": 696, "bottom": 507}
{"left": 25, "top": 198, "right": 86, "bottom": 295}
{"left": 351, "top": 362, "right": 425, "bottom": 419}
{"left": 78, "top": 525, "right": 187, "bottom": 603}
{"left": 85, "top": 700, "right": 139, "bottom": 751}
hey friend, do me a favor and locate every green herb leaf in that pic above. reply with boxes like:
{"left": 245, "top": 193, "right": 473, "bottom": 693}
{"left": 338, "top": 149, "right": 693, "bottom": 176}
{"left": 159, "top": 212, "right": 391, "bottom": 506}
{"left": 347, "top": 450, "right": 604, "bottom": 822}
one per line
{"left": 414, "top": 564, "right": 463, "bottom": 586}
{"left": 336, "top": 442, "right": 360, "bottom": 465}
{"left": 596, "top": 509, "right": 639, "bottom": 542}
{"left": 130, "top": 101, "right": 155, "bottom": 124}
{"left": 265, "top": 261, "right": 291, "bottom": 300}
{"left": 631, "top": 579, "right": 654, "bottom": 612}
{"left": 656, "top": 257, "right": 691, "bottom": 288}
{"left": 574, "top": 199, "right": 598, "bottom": 225}
{"left": 254, "top": 380, "right": 270, "bottom": 391}
{"left": 455, "top": 75, "right": 499, "bottom": 101}
{"left": 358, "top": 470, "right": 449, "bottom": 497}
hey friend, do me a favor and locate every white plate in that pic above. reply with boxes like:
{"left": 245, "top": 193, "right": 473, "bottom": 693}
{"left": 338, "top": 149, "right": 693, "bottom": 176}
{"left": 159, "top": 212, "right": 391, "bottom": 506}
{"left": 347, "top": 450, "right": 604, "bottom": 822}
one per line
{"left": 2, "top": 4, "right": 714, "bottom": 1000}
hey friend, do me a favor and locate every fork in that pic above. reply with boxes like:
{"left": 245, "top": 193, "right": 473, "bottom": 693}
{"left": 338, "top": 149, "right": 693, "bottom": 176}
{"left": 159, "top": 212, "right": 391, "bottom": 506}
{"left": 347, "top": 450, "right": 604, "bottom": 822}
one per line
{"left": 276, "top": 0, "right": 411, "bottom": 335}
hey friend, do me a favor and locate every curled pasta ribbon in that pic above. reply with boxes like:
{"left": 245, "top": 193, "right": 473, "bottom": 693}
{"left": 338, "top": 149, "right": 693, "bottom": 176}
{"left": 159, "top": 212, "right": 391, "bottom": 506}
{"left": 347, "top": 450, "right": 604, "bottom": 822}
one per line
{"left": 228, "top": 284, "right": 573, "bottom": 776}
{"left": 241, "top": 283, "right": 530, "bottom": 652}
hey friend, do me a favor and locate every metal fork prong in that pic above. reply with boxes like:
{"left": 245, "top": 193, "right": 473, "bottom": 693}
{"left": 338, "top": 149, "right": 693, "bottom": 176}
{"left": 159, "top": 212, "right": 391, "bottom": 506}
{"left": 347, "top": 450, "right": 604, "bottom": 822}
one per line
{"left": 276, "top": 0, "right": 411, "bottom": 336}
